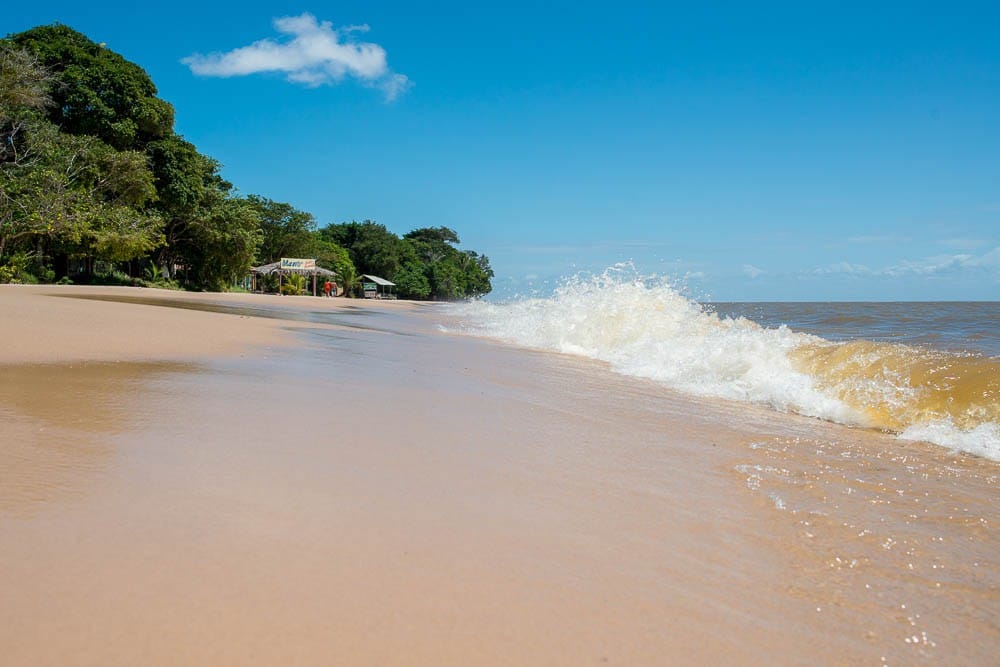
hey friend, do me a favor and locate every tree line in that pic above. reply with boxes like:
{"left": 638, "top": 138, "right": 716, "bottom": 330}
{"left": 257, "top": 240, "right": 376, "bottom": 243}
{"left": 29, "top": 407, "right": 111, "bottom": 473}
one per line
{"left": 0, "top": 24, "right": 492, "bottom": 299}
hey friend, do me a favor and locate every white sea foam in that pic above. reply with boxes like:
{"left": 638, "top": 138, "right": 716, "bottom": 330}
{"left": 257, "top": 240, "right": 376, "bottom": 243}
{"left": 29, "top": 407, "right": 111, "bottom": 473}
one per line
{"left": 899, "top": 420, "right": 1000, "bottom": 461}
{"left": 450, "top": 267, "right": 1000, "bottom": 461}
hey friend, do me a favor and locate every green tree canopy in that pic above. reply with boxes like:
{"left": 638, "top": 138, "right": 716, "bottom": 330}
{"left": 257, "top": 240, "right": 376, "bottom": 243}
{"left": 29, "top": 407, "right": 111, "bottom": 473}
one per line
{"left": 179, "top": 194, "right": 262, "bottom": 291}
{"left": 147, "top": 134, "right": 216, "bottom": 216}
{"left": 249, "top": 195, "right": 317, "bottom": 263}
{"left": 11, "top": 24, "right": 174, "bottom": 150}
{"left": 319, "top": 220, "right": 415, "bottom": 279}
{"left": 309, "top": 237, "right": 357, "bottom": 292}
{"left": 145, "top": 133, "right": 256, "bottom": 288}
{"left": 0, "top": 44, "right": 50, "bottom": 124}
{"left": 1, "top": 113, "right": 162, "bottom": 264}
{"left": 393, "top": 261, "right": 432, "bottom": 299}
{"left": 400, "top": 226, "right": 493, "bottom": 299}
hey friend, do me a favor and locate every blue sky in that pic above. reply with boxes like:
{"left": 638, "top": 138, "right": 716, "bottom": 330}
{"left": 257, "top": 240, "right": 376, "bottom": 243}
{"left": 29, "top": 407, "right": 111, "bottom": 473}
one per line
{"left": 6, "top": 1, "right": 999, "bottom": 300}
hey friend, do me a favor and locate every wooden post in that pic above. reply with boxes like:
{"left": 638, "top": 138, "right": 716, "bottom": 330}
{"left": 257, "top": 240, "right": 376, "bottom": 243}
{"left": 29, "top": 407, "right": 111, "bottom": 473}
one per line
{"left": 312, "top": 273, "right": 317, "bottom": 296}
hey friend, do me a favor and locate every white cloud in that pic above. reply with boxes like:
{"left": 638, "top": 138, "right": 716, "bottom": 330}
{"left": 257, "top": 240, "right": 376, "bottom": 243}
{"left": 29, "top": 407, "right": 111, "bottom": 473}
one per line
{"left": 182, "top": 13, "right": 410, "bottom": 101}
{"left": 742, "top": 264, "right": 765, "bottom": 279}
{"left": 814, "top": 261, "right": 873, "bottom": 276}
{"left": 814, "top": 246, "right": 1000, "bottom": 279}
{"left": 881, "top": 247, "right": 999, "bottom": 277}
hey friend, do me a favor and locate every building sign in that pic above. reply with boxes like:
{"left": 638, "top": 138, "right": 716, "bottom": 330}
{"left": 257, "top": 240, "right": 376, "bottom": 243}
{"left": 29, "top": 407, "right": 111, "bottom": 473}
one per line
{"left": 363, "top": 282, "right": 378, "bottom": 298}
{"left": 280, "top": 258, "right": 316, "bottom": 270}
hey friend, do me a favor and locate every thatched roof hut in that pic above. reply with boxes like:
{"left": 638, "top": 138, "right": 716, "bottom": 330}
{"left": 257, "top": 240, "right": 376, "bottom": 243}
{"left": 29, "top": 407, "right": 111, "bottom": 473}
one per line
{"left": 249, "top": 260, "right": 337, "bottom": 295}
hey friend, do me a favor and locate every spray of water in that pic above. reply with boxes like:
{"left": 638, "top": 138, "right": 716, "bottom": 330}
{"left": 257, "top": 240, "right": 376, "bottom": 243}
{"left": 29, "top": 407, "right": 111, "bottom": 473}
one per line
{"left": 450, "top": 266, "right": 1000, "bottom": 460}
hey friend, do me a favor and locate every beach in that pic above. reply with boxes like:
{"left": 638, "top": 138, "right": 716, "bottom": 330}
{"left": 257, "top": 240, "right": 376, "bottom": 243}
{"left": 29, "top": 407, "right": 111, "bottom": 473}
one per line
{"left": 1, "top": 285, "right": 997, "bottom": 665}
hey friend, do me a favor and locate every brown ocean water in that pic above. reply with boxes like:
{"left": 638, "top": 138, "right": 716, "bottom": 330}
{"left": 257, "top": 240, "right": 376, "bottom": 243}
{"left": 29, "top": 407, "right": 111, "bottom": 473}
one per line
{"left": 710, "top": 301, "right": 1000, "bottom": 356}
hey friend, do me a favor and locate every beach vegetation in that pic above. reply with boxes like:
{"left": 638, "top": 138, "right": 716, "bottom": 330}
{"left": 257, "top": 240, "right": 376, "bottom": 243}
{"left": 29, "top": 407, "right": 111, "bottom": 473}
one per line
{"left": 176, "top": 195, "right": 262, "bottom": 291}
{"left": 143, "top": 263, "right": 163, "bottom": 283}
{"left": 1, "top": 24, "right": 492, "bottom": 298}
{"left": 251, "top": 195, "right": 317, "bottom": 263}
{"left": 279, "top": 272, "right": 307, "bottom": 296}
{"left": 319, "top": 220, "right": 415, "bottom": 280}
{"left": 141, "top": 262, "right": 180, "bottom": 289}
{"left": 318, "top": 222, "right": 492, "bottom": 299}
{"left": 401, "top": 227, "right": 493, "bottom": 299}
{"left": 9, "top": 24, "right": 173, "bottom": 151}
{"left": 309, "top": 237, "right": 357, "bottom": 295}
{"left": 392, "top": 261, "right": 432, "bottom": 299}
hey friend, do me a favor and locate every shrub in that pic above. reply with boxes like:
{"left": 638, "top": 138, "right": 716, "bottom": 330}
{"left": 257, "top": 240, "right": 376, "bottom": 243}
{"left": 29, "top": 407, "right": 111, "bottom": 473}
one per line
{"left": 279, "top": 273, "right": 306, "bottom": 296}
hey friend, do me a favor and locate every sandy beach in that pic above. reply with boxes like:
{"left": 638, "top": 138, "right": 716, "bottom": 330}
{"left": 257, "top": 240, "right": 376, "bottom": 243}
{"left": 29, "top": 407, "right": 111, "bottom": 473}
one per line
{"left": 1, "top": 285, "right": 997, "bottom": 666}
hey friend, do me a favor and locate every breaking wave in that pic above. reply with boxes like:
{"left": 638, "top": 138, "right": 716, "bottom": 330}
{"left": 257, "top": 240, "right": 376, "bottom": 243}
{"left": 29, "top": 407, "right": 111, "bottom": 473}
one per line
{"left": 450, "top": 267, "right": 1000, "bottom": 461}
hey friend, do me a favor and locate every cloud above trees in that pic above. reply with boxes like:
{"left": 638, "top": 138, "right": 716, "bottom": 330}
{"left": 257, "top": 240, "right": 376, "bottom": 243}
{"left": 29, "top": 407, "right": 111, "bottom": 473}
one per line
{"left": 182, "top": 13, "right": 410, "bottom": 101}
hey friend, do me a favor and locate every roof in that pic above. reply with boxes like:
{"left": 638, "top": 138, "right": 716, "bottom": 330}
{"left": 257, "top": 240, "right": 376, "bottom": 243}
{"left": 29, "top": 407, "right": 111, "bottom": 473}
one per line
{"left": 251, "top": 261, "right": 337, "bottom": 277}
{"left": 360, "top": 274, "right": 396, "bottom": 286}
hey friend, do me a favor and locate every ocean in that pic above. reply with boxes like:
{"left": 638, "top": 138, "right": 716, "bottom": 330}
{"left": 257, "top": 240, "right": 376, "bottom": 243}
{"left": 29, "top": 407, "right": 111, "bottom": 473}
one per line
{"left": 450, "top": 271, "right": 1000, "bottom": 460}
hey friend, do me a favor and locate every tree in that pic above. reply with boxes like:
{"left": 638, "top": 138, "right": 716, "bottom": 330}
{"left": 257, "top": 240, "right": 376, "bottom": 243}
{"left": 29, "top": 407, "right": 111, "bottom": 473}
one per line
{"left": 400, "top": 226, "right": 493, "bottom": 299}
{"left": 1, "top": 119, "right": 162, "bottom": 266}
{"left": 0, "top": 45, "right": 49, "bottom": 117}
{"left": 3, "top": 32, "right": 172, "bottom": 276}
{"left": 404, "top": 226, "right": 460, "bottom": 259}
{"left": 73, "top": 139, "right": 163, "bottom": 264}
{"left": 309, "top": 236, "right": 357, "bottom": 295}
{"left": 180, "top": 195, "right": 262, "bottom": 290}
{"left": 146, "top": 134, "right": 242, "bottom": 285}
{"left": 393, "top": 261, "right": 431, "bottom": 299}
{"left": 1, "top": 44, "right": 53, "bottom": 262}
{"left": 1, "top": 122, "right": 92, "bottom": 260}
{"left": 11, "top": 25, "right": 173, "bottom": 150}
{"left": 0, "top": 44, "right": 51, "bottom": 170}
{"left": 458, "top": 250, "right": 494, "bottom": 298}
{"left": 248, "top": 195, "right": 316, "bottom": 263}
{"left": 319, "top": 220, "right": 414, "bottom": 279}
{"left": 146, "top": 134, "right": 211, "bottom": 216}
{"left": 428, "top": 261, "right": 464, "bottom": 300}
{"left": 85, "top": 204, "right": 162, "bottom": 263}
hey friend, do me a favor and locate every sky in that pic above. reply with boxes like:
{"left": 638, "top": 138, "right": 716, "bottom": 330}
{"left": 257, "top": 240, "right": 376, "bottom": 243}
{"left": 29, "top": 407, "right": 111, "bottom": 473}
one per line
{"left": 6, "top": 1, "right": 999, "bottom": 300}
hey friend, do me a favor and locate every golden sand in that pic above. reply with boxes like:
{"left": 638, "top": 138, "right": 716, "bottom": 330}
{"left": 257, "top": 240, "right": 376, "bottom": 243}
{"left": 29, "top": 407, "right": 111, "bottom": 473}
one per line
{"left": 1, "top": 286, "right": 997, "bottom": 665}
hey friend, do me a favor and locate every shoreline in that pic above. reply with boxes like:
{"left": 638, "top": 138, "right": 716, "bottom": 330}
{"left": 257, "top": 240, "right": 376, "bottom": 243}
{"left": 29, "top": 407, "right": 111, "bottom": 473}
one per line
{"left": 1, "top": 286, "right": 997, "bottom": 665}
{"left": 0, "top": 284, "right": 426, "bottom": 365}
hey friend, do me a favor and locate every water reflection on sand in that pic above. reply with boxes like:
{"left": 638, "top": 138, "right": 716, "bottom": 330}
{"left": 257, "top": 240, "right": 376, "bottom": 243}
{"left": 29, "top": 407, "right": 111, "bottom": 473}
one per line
{"left": 0, "top": 361, "right": 195, "bottom": 515}
{"left": 734, "top": 433, "right": 998, "bottom": 659}
{"left": 56, "top": 292, "right": 432, "bottom": 336}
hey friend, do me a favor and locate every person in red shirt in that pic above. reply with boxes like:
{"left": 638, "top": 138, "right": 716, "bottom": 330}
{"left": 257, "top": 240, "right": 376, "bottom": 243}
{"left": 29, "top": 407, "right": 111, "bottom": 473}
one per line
{"left": 323, "top": 279, "right": 333, "bottom": 297}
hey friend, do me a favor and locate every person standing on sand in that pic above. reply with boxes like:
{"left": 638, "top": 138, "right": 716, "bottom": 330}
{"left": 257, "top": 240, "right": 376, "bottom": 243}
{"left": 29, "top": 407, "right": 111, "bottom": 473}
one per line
{"left": 323, "top": 279, "right": 333, "bottom": 297}
{"left": 331, "top": 281, "right": 338, "bottom": 297}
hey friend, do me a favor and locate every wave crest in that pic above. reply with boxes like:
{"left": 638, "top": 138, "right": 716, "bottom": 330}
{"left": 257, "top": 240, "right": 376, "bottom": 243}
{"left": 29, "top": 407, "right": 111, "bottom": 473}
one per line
{"left": 450, "top": 267, "right": 1000, "bottom": 461}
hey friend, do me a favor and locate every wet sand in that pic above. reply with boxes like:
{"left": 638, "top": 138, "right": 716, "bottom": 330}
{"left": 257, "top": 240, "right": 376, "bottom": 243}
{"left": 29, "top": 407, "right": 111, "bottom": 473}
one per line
{"left": 1, "top": 286, "right": 997, "bottom": 665}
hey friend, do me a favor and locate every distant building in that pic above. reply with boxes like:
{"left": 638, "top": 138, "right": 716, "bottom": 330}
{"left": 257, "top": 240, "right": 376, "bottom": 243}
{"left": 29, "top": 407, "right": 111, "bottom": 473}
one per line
{"left": 360, "top": 274, "right": 396, "bottom": 299}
